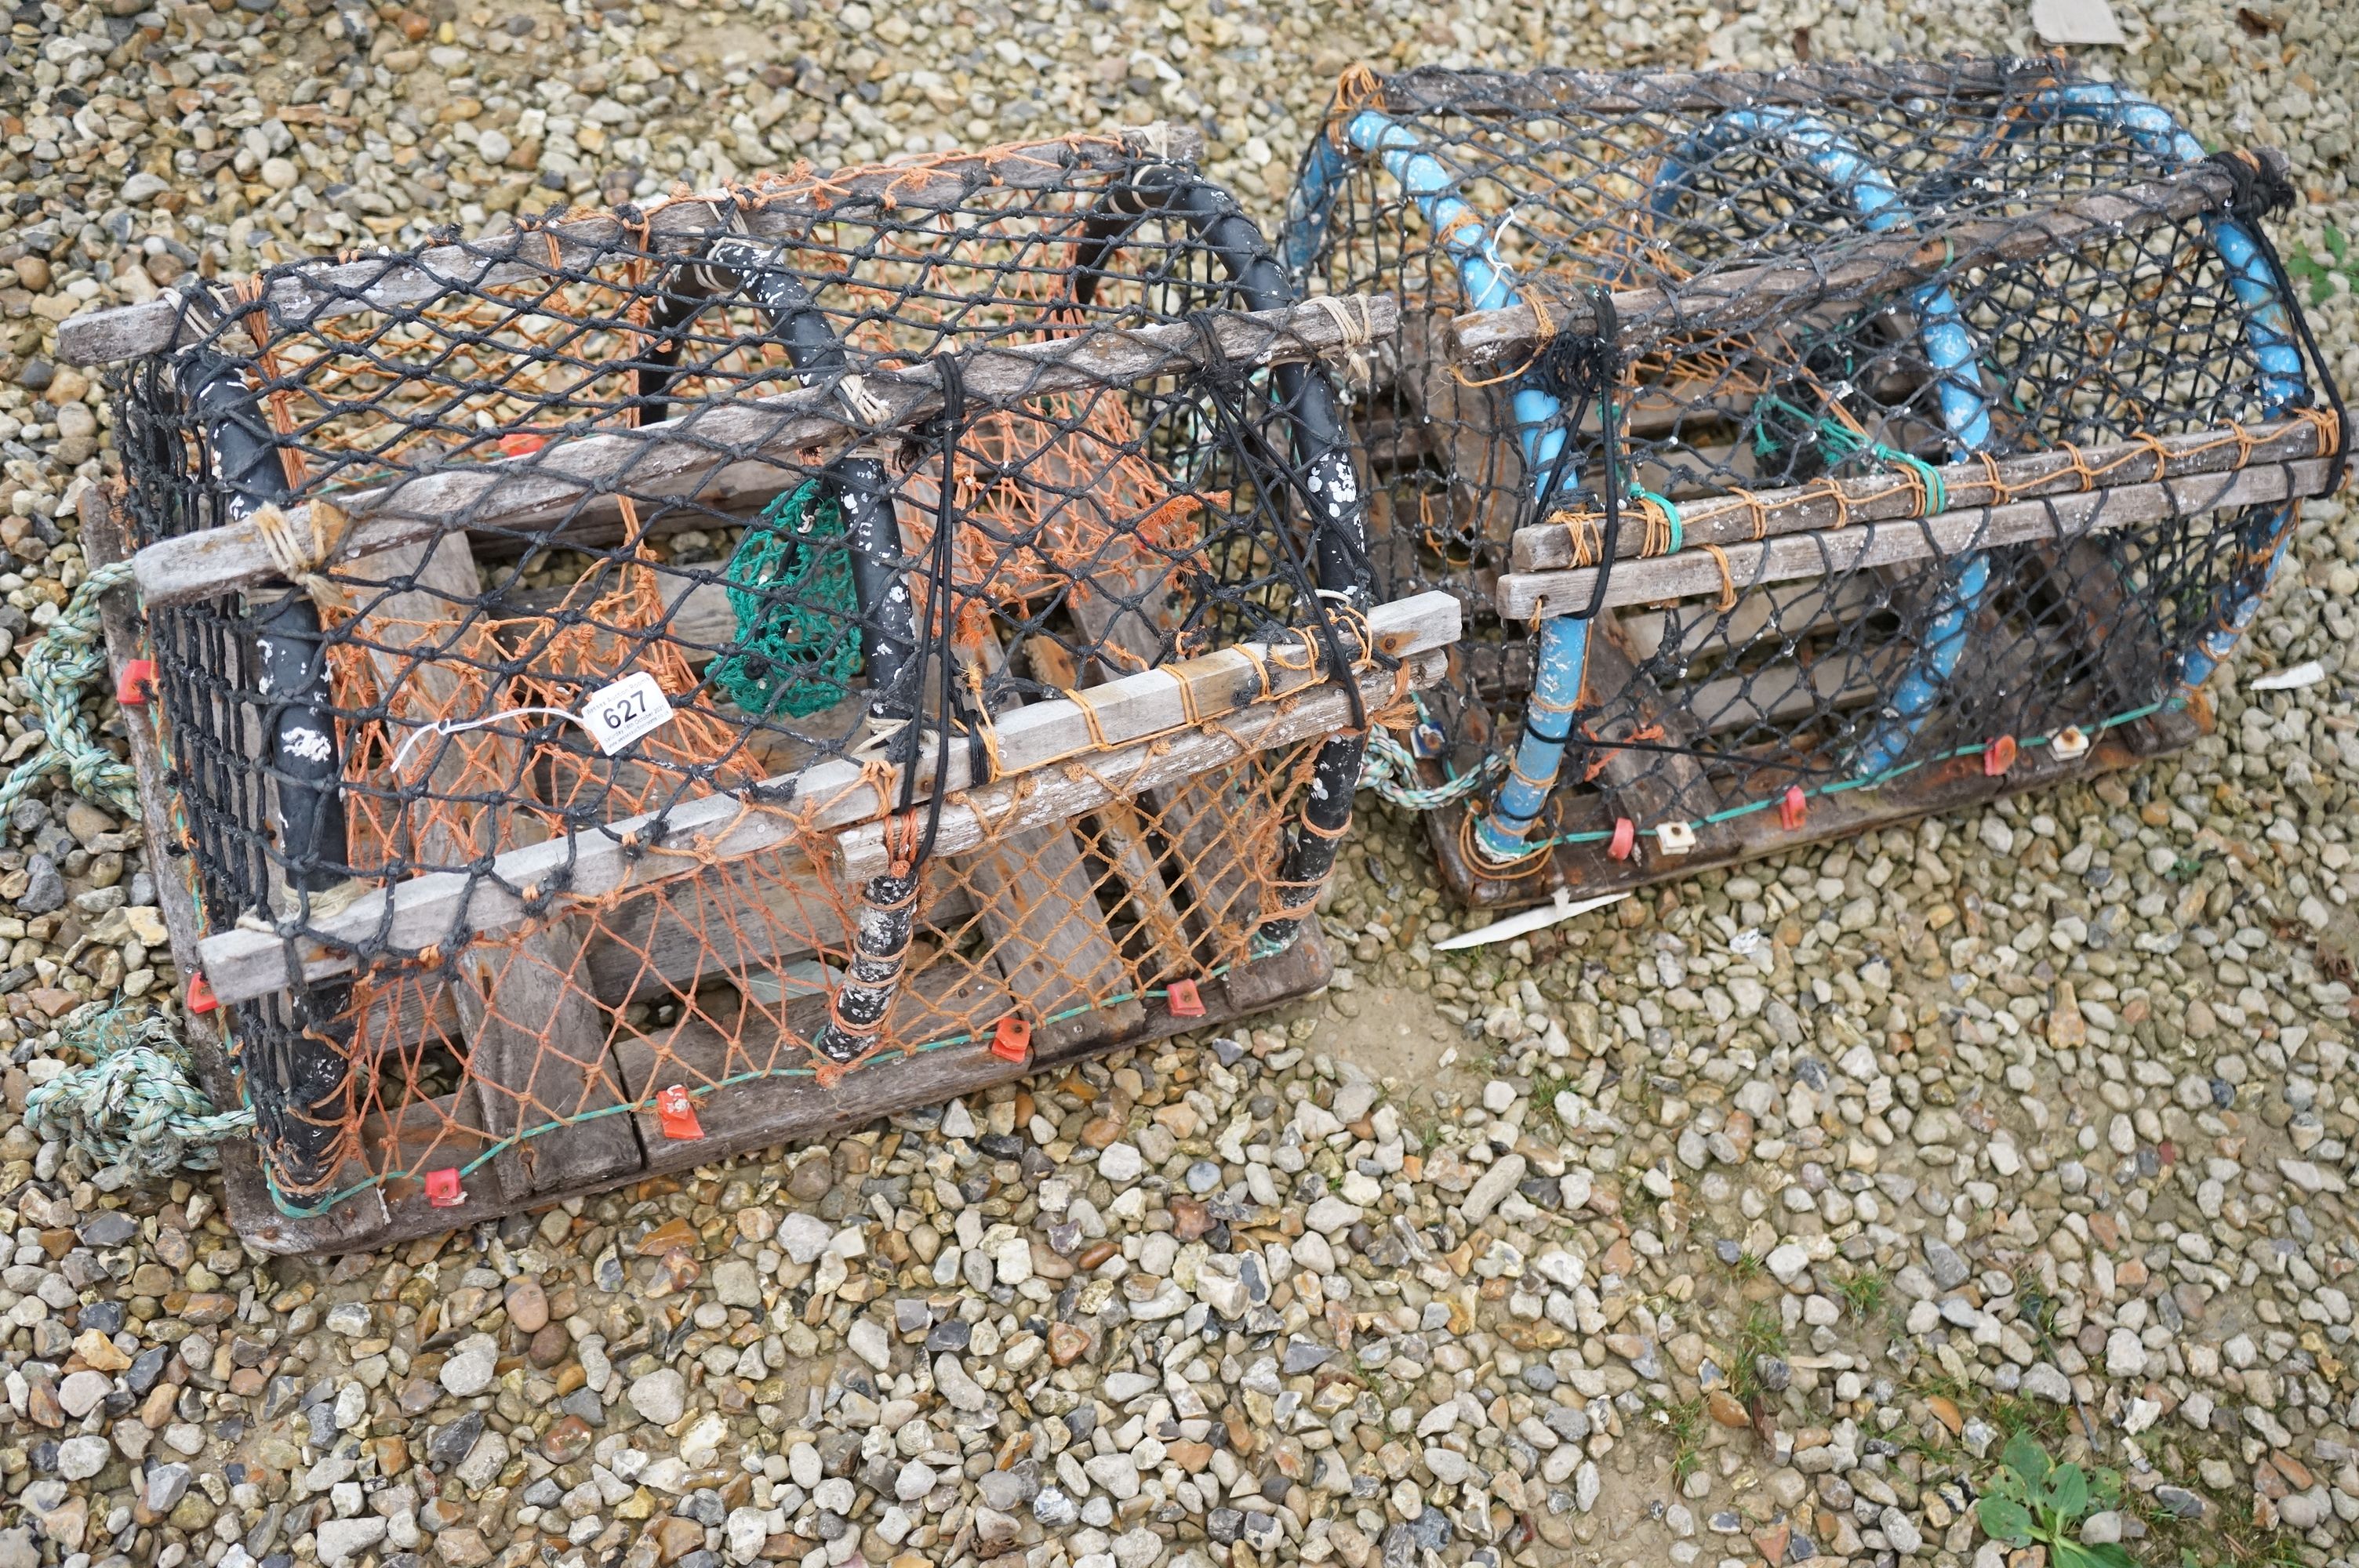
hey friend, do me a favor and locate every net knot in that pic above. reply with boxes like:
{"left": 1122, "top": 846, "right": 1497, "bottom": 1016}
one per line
{"left": 2203, "top": 147, "right": 2295, "bottom": 223}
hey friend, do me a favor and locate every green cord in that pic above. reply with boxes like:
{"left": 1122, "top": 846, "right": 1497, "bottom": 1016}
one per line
{"left": 1752, "top": 390, "right": 1945, "bottom": 514}
{"left": 711, "top": 481, "right": 861, "bottom": 719}
{"left": 1633, "top": 487, "right": 1682, "bottom": 554}
{"left": 1516, "top": 698, "right": 2177, "bottom": 852}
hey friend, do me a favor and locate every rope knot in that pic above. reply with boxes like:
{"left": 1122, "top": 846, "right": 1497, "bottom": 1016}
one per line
{"left": 249, "top": 499, "right": 354, "bottom": 611}
{"left": 24, "top": 1006, "right": 253, "bottom": 1176}
{"left": 2203, "top": 147, "right": 2295, "bottom": 223}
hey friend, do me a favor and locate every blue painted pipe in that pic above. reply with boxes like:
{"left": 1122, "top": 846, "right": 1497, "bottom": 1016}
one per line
{"left": 2025, "top": 84, "right": 2310, "bottom": 694}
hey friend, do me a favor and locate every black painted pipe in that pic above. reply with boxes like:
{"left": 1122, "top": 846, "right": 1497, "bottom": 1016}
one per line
{"left": 1075, "top": 166, "right": 1374, "bottom": 956}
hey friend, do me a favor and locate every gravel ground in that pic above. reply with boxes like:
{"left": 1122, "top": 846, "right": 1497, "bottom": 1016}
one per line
{"left": 2, "top": 3, "right": 2358, "bottom": 1568}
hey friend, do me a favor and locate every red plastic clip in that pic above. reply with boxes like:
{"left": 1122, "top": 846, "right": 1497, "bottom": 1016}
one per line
{"left": 1165, "top": 978, "right": 1205, "bottom": 1018}
{"left": 115, "top": 659, "right": 155, "bottom": 707}
{"left": 1607, "top": 818, "right": 1637, "bottom": 861}
{"left": 185, "top": 973, "right": 218, "bottom": 1014}
{"left": 497, "top": 432, "right": 547, "bottom": 458}
{"left": 990, "top": 1016, "right": 1032, "bottom": 1063}
{"left": 425, "top": 1168, "right": 464, "bottom": 1207}
{"left": 655, "top": 1084, "right": 703, "bottom": 1140}
{"left": 1983, "top": 735, "right": 2019, "bottom": 777}
{"left": 1779, "top": 785, "right": 1808, "bottom": 833}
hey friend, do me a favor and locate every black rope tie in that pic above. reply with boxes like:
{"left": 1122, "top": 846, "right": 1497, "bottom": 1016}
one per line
{"left": 892, "top": 350, "right": 972, "bottom": 876}
{"left": 1183, "top": 310, "right": 1370, "bottom": 732}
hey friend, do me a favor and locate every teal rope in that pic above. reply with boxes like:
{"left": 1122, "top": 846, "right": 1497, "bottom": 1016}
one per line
{"left": 712, "top": 481, "right": 861, "bottom": 719}
{"left": 25, "top": 1005, "right": 253, "bottom": 1174}
{"left": 1752, "top": 391, "right": 1945, "bottom": 513}
{"left": 0, "top": 559, "right": 140, "bottom": 826}
{"left": 1633, "top": 486, "right": 1682, "bottom": 553}
{"left": 1357, "top": 729, "right": 1503, "bottom": 812}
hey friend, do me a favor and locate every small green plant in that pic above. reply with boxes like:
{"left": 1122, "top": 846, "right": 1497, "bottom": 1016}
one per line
{"left": 1978, "top": 1431, "right": 2132, "bottom": 1568}
{"left": 1837, "top": 1266, "right": 1888, "bottom": 1321}
{"left": 1659, "top": 1397, "right": 1707, "bottom": 1483}
{"left": 1729, "top": 1305, "right": 1789, "bottom": 1404}
{"left": 2284, "top": 225, "right": 2357, "bottom": 307}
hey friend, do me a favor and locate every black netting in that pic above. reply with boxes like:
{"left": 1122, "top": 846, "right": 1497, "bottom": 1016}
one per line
{"left": 109, "top": 132, "right": 1409, "bottom": 1209}
{"left": 1283, "top": 60, "right": 2344, "bottom": 891}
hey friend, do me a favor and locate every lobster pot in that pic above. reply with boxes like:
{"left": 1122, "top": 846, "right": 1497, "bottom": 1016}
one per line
{"left": 82, "top": 128, "right": 1450, "bottom": 1250}
{"left": 1285, "top": 61, "right": 2344, "bottom": 906}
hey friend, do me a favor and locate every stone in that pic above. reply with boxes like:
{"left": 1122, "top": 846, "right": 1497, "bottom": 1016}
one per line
{"left": 630, "top": 1368, "right": 688, "bottom": 1426}
{"left": 713, "top": 1259, "right": 761, "bottom": 1309}
{"left": 440, "top": 1334, "right": 499, "bottom": 1397}
{"left": 318, "top": 1517, "right": 390, "bottom": 1566}
{"left": 780, "top": 1212, "right": 832, "bottom": 1264}
{"left": 55, "top": 1436, "right": 108, "bottom": 1481}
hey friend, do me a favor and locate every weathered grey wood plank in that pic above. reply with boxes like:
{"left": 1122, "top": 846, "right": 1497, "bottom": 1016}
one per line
{"left": 1452, "top": 156, "right": 2273, "bottom": 372}
{"left": 836, "top": 648, "right": 1451, "bottom": 879}
{"left": 193, "top": 592, "right": 1460, "bottom": 1004}
{"left": 355, "top": 535, "right": 641, "bottom": 1196}
{"left": 1508, "top": 416, "right": 2332, "bottom": 574}
{"left": 1495, "top": 457, "right": 2336, "bottom": 620}
{"left": 1579, "top": 613, "right": 1721, "bottom": 828}
{"left": 126, "top": 294, "right": 1398, "bottom": 611}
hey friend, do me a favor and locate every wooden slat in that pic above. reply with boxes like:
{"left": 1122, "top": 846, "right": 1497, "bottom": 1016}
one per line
{"left": 1622, "top": 575, "right": 1880, "bottom": 663}
{"left": 837, "top": 648, "right": 1452, "bottom": 879}
{"left": 1508, "top": 416, "right": 2332, "bottom": 574}
{"left": 1423, "top": 703, "right": 2197, "bottom": 914}
{"left": 126, "top": 294, "right": 1399, "bottom": 611}
{"left": 1063, "top": 557, "right": 1255, "bottom": 945}
{"left": 56, "top": 126, "right": 1201, "bottom": 365}
{"left": 1495, "top": 456, "right": 2336, "bottom": 620}
{"left": 2036, "top": 538, "right": 2208, "bottom": 759}
{"left": 193, "top": 592, "right": 1461, "bottom": 1004}
{"left": 1685, "top": 648, "right": 1887, "bottom": 735}
{"left": 1397, "top": 309, "right": 1523, "bottom": 557}
{"left": 1450, "top": 156, "right": 2266, "bottom": 372}
{"left": 1374, "top": 60, "right": 2028, "bottom": 122}
{"left": 355, "top": 535, "right": 642, "bottom": 1196}
{"left": 951, "top": 624, "right": 1143, "bottom": 1054}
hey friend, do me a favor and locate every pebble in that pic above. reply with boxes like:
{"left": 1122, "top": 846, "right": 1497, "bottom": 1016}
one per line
{"left": 629, "top": 1368, "right": 687, "bottom": 1427}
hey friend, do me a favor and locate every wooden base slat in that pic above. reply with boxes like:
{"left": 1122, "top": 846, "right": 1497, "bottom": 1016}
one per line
{"left": 1424, "top": 705, "right": 2206, "bottom": 910}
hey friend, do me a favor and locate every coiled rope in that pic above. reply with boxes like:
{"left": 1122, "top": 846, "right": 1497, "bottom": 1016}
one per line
{"left": 0, "top": 558, "right": 140, "bottom": 826}
{"left": 24, "top": 1006, "right": 253, "bottom": 1175}
{"left": 1356, "top": 730, "right": 1503, "bottom": 811}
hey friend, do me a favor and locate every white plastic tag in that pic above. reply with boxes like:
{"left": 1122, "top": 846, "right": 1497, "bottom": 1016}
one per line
{"left": 582, "top": 670, "right": 673, "bottom": 755}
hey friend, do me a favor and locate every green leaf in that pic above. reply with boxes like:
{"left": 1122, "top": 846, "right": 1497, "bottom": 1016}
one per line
{"left": 2052, "top": 1541, "right": 2096, "bottom": 1568}
{"left": 1976, "top": 1495, "right": 2034, "bottom": 1544}
{"left": 2327, "top": 223, "right": 2350, "bottom": 261}
{"left": 2092, "top": 1467, "right": 2123, "bottom": 1508}
{"left": 2001, "top": 1430, "right": 2052, "bottom": 1487}
{"left": 2046, "top": 1463, "right": 2089, "bottom": 1519}
{"left": 2084, "top": 1544, "right": 2140, "bottom": 1568}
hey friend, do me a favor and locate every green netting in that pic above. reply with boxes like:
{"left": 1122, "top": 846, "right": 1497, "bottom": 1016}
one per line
{"left": 712, "top": 480, "right": 860, "bottom": 718}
